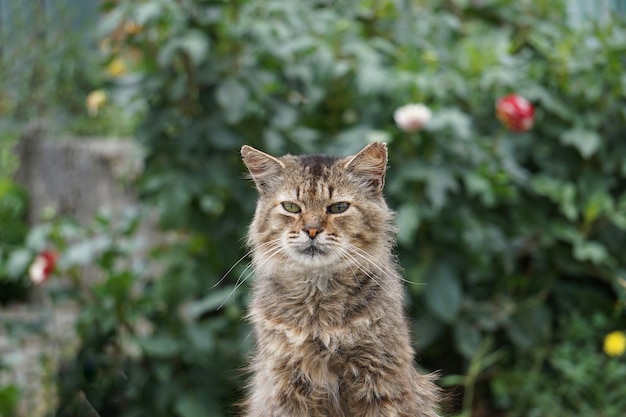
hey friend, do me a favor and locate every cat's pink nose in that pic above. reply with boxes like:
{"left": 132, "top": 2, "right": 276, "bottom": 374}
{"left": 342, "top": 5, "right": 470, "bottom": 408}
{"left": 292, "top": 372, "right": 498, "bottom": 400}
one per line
{"left": 304, "top": 227, "right": 322, "bottom": 239}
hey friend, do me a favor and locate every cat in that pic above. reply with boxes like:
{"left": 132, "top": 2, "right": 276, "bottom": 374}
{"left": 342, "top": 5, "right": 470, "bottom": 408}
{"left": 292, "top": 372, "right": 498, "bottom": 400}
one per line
{"left": 240, "top": 142, "right": 440, "bottom": 417}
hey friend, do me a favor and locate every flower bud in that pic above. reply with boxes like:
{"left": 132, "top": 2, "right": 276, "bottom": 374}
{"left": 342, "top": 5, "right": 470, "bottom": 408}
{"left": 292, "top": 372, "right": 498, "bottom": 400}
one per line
{"left": 28, "top": 250, "right": 58, "bottom": 285}
{"left": 106, "top": 58, "right": 126, "bottom": 77}
{"left": 86, "top": 90, "right": 107, "bottom": 116}
{"left": 496, "top": 94, "right": 535, "bottom": 132}
{"left": 393, "top": 103, "right": 432, "bottom": 133}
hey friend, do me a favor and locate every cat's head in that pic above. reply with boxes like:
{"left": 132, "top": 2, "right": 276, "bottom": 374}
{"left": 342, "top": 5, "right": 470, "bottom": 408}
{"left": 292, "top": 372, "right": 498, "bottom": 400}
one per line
{"left": 242, "top": 142, "right": 395, "bottom": 271}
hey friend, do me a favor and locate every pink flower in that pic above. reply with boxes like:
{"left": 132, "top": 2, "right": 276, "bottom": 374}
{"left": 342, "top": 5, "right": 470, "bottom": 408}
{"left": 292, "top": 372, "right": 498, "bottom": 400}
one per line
{"left": 496, "top": 94, "right": 535, "bottom": 132}
{"left": 28, "top": 250, "right": 57, "bottom": 285}
{"left": 393, "top": 103, "right": 432, "bottom": 132}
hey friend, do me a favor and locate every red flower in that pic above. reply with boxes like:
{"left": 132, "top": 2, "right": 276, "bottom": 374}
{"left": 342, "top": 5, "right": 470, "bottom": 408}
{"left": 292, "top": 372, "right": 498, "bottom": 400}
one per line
{"left": 496, "top": 94, "right": 535, "bottom": 132}
{"left": 28, "top": 250, "right": 58, "bottom": 285}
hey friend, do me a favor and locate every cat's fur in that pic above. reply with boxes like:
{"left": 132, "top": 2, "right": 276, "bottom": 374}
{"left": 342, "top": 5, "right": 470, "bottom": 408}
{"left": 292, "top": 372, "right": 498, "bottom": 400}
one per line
{"left": 241, "top": 142, "right": 440, "bottom": 417}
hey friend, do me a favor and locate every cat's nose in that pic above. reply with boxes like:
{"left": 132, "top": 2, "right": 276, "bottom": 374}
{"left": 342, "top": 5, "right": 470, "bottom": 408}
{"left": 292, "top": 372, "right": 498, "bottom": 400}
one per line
{"left": 303, "top": 226, "right": 323, "bottom": 239}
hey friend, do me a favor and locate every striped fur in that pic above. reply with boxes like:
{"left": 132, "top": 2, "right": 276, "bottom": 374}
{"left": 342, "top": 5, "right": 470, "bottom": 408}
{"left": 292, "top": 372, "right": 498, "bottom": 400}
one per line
{"left": 241, "top": 143, "right": 440, "bottom": 417}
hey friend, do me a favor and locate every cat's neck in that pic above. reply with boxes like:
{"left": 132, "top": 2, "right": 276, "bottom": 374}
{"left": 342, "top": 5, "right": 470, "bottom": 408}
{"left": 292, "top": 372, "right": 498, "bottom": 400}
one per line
{"left": 251, "top": 255, "right": 401, "bottom": 321}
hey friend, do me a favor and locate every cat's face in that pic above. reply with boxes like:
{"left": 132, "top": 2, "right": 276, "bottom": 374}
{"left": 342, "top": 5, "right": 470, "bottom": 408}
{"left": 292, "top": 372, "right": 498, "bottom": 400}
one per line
{"left": 242, "top": 143, "right": 394, "bottom": 271}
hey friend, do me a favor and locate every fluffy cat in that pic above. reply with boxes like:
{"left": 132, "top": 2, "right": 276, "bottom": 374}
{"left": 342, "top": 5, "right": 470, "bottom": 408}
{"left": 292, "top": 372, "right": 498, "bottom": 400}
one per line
{"left": 240, "top": 142, "right": 440, "bottom": 417}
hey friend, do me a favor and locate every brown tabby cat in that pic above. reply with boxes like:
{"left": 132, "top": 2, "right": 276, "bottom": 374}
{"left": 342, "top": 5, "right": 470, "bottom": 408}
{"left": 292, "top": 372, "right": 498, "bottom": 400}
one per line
{"left": 240, "top": 142, "right": 440, "bottom": 417}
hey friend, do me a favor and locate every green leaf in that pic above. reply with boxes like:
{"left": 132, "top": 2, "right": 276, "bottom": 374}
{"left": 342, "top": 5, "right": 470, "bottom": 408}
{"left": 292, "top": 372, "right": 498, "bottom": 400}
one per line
{"left": 573, "top": 240, "right": 610, "bottom": 265}
{"left": 454, "top": 321, "right": 482, "bottom": 358}
{"left": 0, "top": 384, "right": 19, "bottom": 416}
{"left": 396, "top": 203, "right": 420, "bottom": 246}
{"left": 413, "top": 314, "right": 445, "bottom": 349}
{"left": 134, "top": 2, "right": 163, "bottom": 25}
{"left": 25, "top": 223, "right": 53, "bottom": 252}
{"left": 463, "top": 172, "right": 494, "bottom": 206}
{"left": 216, "top": 78, "right": 249, "bottom": 124}
{"left": 175, "top": 396, "right": 211, "bottom": 417}
{"left": 439, "top": 374, "right": 467, "bottom": 387}
{"left": 137, "top": 334, "right": 181, "bottom": 358}
{"left": 180, "top": 287, "right": 236, "bottom": 321}
{"left": 506, "top": 304, "right": 551, "bottom": 351}
{"left": 583, "top": 192, "right": 613, "bottom": 224}
{"left": 531, "top": 176, "right": 577, "bottom": 220}
{"left": 426, "top": 169, "right": 458, "bottom": 210}
{"left": 525, "top": 85, "right": 573, "bottom": 120}
{"left": 427, "top": 107, "right": 472, "bottom": 140}
{"left": 560, "top": 128, "right": 601, "bottom": 159}
{"left": 6, "top": 249, "right": 32, "bottom": 279}
{"left": 103, "top": 272, "right": 134, "bottom": 300}
{"left": 158, "top": 30, "right": 210, "bottom": 67}
{"left": 424, "top": 264, "right": 463, "bottom": 323}
{"left": 63, "top": 237, "right": 112, "bottom": 266}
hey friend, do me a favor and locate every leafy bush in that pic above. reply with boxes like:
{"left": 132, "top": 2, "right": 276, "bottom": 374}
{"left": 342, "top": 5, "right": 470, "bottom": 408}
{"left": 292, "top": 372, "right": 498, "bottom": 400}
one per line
{"left": 0, "top": 1, "right": 98, "bottom": 127}
{"left": 0, "top": 179, "right": 30, "bottom": 304}
{"left": 10, "top": 210, "right": 249, "bottom": 417}
{"left": 0, "top": 0, "right": 137, "bottom": 177}
{"left": 51, "top": 0, "right": 626, "bottom": 416}
{"left": 0, "top": 382, "right": 19, "bottom": 417}
{"left": 492, "top": 313, "right": 626, "bottom": 416}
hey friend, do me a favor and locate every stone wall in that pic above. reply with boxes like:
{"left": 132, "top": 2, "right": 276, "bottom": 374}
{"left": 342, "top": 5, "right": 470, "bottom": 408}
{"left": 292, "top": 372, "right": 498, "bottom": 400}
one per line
{"left": 14, "top": 122, "right": 142, "bottom": 224}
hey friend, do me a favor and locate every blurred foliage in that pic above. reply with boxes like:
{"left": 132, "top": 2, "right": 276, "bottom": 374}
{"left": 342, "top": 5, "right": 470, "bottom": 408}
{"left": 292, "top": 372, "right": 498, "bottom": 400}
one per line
{"left": 0, "top": 382, "right": 19, "bottom": 417}
{"left": 10, "top": 209, "right": 248, "bottom": 417}
{"left": 4, "top": 0, "right": 619, "bottom": 415}
{"left": 0, "top": 0, "right": 136, "bottom": 179}
{"left": 0, "top": 179, "right": 30, "bottom": 304}
{"left": 491, "top": 313, "right": 626, "bottom": 416}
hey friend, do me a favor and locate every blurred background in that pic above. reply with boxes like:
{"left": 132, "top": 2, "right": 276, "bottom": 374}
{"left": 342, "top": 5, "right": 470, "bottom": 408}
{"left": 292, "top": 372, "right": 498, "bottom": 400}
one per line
{"left": 1, "top": 0, "right": 626, "bottom": 416}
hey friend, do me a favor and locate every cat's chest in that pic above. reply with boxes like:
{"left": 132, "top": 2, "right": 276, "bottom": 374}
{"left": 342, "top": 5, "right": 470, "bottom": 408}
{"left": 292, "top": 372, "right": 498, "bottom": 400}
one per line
{"left": 252, "top": 281, "right": 382, "bottom": 353}
{"left": 256, "top": 307, "right": 374, "bottom": 354}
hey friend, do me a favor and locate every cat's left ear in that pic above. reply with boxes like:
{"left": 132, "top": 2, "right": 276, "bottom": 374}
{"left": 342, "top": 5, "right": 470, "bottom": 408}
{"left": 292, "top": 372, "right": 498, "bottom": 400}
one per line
{"left": 344, "top": 142, "right": 388, "bottom": 192}
{"left": 241, "top": 145, "right": 285, "bottom": 193}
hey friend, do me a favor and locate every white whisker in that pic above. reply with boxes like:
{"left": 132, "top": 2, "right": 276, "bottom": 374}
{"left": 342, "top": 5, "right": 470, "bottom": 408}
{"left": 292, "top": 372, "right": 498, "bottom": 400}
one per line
{"left": 211, "top": 248, "right": 255, "bottom": 289}
{"left": 340, "top": 250, "right": 362, "bottom": 290}
{"left": 346, "top": 243, "right": 422, "bottom": 286}
{"left": 215, "top": 239, "right": 283, "bottom": 309}
{"left": 334, "top": 245, "right": 394, "bottom": 298}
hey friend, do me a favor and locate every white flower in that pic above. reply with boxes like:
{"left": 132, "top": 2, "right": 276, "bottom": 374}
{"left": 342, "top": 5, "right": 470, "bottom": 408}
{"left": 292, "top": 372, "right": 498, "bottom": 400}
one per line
{"left": 393, "top": 103, "right": 432, "bottom": 133}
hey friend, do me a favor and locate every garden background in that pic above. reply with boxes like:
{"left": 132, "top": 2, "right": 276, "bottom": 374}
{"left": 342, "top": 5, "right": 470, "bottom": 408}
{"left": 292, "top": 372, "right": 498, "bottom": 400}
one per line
{"left": 1, "top": 0, "right": 626, "bottom": 416}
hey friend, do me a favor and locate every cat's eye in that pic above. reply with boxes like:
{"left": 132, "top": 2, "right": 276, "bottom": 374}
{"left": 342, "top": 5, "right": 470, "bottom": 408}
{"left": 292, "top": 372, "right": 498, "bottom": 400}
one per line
{"left": 328, "top": 202, "right": 350, "bottom": 214}
{"left": 281, "top": 202, "right": 302, "bottom": 213}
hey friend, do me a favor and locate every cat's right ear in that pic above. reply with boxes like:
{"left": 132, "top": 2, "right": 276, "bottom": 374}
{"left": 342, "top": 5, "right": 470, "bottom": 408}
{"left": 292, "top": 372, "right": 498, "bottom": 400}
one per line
{"left": 241, "top": 145, "right": 285, "bottom": 192}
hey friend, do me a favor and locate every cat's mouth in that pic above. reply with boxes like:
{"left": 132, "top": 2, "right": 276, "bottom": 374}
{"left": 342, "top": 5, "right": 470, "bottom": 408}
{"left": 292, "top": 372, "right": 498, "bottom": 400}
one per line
{"left": 297, "top": 243, "right": 327, "bottom": 257}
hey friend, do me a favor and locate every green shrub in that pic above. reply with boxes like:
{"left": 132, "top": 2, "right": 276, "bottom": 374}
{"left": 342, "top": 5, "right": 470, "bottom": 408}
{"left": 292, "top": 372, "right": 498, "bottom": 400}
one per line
{"left": 491, "top": 313, "right": 626, "bottom": 417}
{"left": 14, "top": 211, "right": 249, "bottom": 417}
{"left": 0, "top": 0, "right": 137, "bottom": 171}
{"left": 0, "top": 382, "right": 19, "bottom": 417}
{"left": 0, "top": 179, "right": 30, "bottom": 304}
{"left": 51, "top": 0, "right": 626, "bottom": 415}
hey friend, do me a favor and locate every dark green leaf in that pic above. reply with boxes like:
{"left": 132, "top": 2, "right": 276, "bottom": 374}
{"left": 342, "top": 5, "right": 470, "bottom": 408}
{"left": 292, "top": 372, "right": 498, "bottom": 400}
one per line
{"left": 560, "top": 128, "right": 601, "bottom": 159}
{"left": 158, "top": 30, "right": 210, "bottom": 67}
{"left": 396, "top": 203, "right": 420, "bottom": 246}
{"left": 424, "top": 264, "right": 463, "bottom": 323}
{"left": 216, "top": 79, "right": 249, "bottom": 124}
{"left": 453, "top": 321, "right": 482, "bottom": 358}
{"left": 175, "top": 396, "right": 211, "bottom": 417}
{"left": 180, "top": 287, "right": 236, "bottom": 321}
{"left": 6, "top": 249, "right": 32, "bottom": 279}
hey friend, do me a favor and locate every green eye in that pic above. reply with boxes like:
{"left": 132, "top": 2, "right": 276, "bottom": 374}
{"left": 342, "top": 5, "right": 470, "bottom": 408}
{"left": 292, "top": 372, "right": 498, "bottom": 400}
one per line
{"left": 281, "top": 202, "right": 302, "bottom": 213}
{"left": 328, "top": 202, "right": 350, "bottom": 214}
